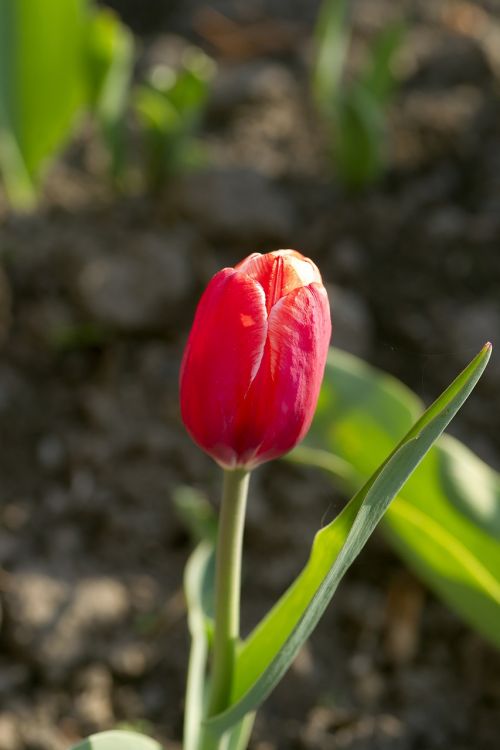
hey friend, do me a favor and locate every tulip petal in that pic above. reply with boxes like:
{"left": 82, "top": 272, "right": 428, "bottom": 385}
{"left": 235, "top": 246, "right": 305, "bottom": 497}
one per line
{"left": 237, "top": 250, "right": 322, "bottom": 313}
{"left": 235, "top": 282, "right": 332, "bottom": 466}
{"left": 180, "top": 268, "right": 268, "bottom": 467}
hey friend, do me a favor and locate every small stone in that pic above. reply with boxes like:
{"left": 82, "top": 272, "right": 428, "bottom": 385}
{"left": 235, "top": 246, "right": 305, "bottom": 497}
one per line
{"left": 402, "top": 28, "right": 493, "bottom": 89}
{"left": 176, "top": 168, "right": 294, "bottom": 244}
{"left": 76, "top": 230, "right": 194, "bottom": 332}
{"left": 70, "top": 469, "right": 96, "bottom": 504}
{"left": 426, "top": 206, "right": 466, "bottom": 241}
{"left": 4, "top": 572, "right": 129, "bottom": 679}
{"left": 75, "top": 665, "right": 114, "bottom": 727}
{"left": 0, "top": 663, "right": 29, "bottom": 695}
{"left": 110, "top": 641, "right": 151, "bottom": 678}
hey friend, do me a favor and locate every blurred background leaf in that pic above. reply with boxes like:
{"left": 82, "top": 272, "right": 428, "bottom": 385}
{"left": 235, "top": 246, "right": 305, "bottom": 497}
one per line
{"left": 70, "top": 730, "right": 163, "bottom": 750}
{"left": 313, "top": 0, "right": 404, "bottom": 188}
{"left": 0, "top": 0, "right": 88, "bottom": 208}
{"left": 85, "top": 7, "right": 135, "bottom": 182}
{"left": 134, "top": 48, "right": 215, "bottom": 191}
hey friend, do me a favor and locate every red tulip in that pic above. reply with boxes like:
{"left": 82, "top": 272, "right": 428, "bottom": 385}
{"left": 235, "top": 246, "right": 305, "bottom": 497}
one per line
{"left": 180, "top": 249, "right": 332, "bottom": 469}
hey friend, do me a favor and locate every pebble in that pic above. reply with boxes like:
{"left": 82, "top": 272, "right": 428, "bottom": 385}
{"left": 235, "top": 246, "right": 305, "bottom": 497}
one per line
{"left": 37, "top": 435, "right": 66, "bottom": 472}
{"left": 209, "top": 61, "right": 297, "bottom": 117}
{"left": 76, "top": 230, "right": 194, "bottom": 332}
{"left": 4, "top": 573, "right": 129, "bottom": 680}
{"left": 176, "top": 168, "right": 295, "bottom": 244}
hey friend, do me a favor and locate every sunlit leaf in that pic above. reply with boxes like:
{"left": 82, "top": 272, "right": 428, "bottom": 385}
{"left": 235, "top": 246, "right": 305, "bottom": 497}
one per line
{"left": 203, "top": 345, "right": 490, "bottom": 735}
{"left": 313, "top": 0, "right": 349, "bottom": 112}
{"left": 0, "top": 0, "right": 87, "bottom": 207}
{"left": 298, "top": 347, "right": 500, "bottom": 649}
{"left": 70, "top": 730, "right": 163, "bottom": 750}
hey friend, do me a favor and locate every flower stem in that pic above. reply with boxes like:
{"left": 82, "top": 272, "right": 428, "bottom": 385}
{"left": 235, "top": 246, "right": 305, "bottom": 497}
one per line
{"left": 207, "top": 468, "right": 250, "bottom": 718}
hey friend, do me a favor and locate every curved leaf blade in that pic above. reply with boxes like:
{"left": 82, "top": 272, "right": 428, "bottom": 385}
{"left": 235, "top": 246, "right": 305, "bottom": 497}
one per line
{"left": 313, "top": 0, "right": 349, "bottom": 111}
{"left": 301, "top": 347, "right": 500, "bottom": 649}
{"left": 85, "top": 8, "right": 135, "bottom": 180}
{"left": 70, "top": 730, "right": 163, "bottom": 750}
{"left": 183, "top": 541, "right": 215, "bottom": 750}
{"left": 204, "top": 344, "right": 491, "bottom": 735}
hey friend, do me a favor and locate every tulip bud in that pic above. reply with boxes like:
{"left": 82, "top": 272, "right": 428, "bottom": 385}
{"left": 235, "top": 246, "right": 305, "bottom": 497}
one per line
{"left": 180, "top": 249, "right": 332, "bottom": 469}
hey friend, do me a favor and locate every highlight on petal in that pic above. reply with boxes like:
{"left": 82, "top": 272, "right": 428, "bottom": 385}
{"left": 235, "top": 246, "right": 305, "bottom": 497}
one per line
{"left": 180, "top": 269, "right": 268, "bottom": 467}
{"left": 236, "top": 250, "right": 322, "bottom": 313}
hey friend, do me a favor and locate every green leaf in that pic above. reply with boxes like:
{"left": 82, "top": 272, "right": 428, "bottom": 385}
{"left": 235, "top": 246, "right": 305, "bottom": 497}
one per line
{"left": 184, "top": 541, "right": 215, "bottom": 750}
{"left": 204, "top": 344, "right": 491, "bottom": 735}
{"left": 333, "top": 86, "right": 385, "bottom": 188}
{"left": 298, "top": 347, "right": 500, "bottom": 649}
{"left": 70, "top": 730, "right": 163, "bottom": 750}
{"left": 184, "top": 536, "right": 255, "bottom": 749}
{"left": 0, "top": 0, "right": 87, "bottom": 208}
{"left": 174, "top": 486, "right": 218, "bottom": 544}
{"left": 360, "top": 22, "right": 404, "bottom": 105}
{"left": 225, "top": 712, "right": 256, "bottom": 750}
{"left": 313, "top": 0, "right": 350, "bottom": 113}
{"left": 437, "top": 436, "right": 500, "bottom": 538}
{"left": 85, "top": 7, "right": 135, "bottom": 180}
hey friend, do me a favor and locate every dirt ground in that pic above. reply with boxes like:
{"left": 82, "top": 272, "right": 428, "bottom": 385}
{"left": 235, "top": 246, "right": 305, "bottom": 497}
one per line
{"left": 1, "top": 1, "right": 500, "bottom": 748}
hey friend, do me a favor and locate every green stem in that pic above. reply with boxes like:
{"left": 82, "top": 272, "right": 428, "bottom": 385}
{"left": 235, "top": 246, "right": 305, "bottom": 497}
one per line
{"left": 207, "top": 468, "right": 250, "bottom": 718}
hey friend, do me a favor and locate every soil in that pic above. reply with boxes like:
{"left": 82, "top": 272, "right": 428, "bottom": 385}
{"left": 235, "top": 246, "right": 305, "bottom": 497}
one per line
{"left": 1, "top": 1, "right": 500, "bottom": 748}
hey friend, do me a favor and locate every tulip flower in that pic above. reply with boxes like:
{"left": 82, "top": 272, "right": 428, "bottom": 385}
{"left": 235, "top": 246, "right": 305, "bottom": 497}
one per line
{"left": 73, "top": 237, "right": 491, "bottom": 750}
{"left": 180, "top": 249, "right": 332, "bottom": 470}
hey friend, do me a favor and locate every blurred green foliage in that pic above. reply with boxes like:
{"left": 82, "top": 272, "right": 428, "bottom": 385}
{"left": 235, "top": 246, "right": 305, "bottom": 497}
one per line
{"left": 70, "top": 730, "right": 163, "bottom": 750}
{"left": 86, "top": 6, "right": 135, "bottom": 183}
{"left": 0, "top": 0, "right": 214, "bottom": 209}
{"left": 313, "top": 0, "right": 404, "bottom": 188}
{"left": 134, "top": 48, "right": 215, "bottom": 191}
{"left": 0, "top": 0, "right": 87, "bottom": 208}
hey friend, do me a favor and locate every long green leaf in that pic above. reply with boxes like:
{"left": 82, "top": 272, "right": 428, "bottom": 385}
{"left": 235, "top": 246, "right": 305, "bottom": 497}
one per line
{"left": 184, "top": 542, "right": 215, "bottom": 750}
{"left": 184, "top": 532, "right": 256, "bottom": 749}
{"left": 204, "top": 344, "right": 491, "bottom": 735}
{"left": 313, "top": 0, "right": 349, "bottom": 113}
{"left": 86, "top": 8, "right": 134, "bottom": 180}
{"left": 297, "top": 347, "right": 500, "bottom": 648}
{"left": 0, "top": 0, "right": 87, "bottom": 207}
{"left": 70, "top": 730, "right": 163, "bottom": 750}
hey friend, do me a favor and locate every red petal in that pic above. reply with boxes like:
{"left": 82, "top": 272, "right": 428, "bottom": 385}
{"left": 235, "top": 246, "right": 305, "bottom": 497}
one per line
{"left": 180, "top": 268, "right": 268, "bottom": 467}
{"left": 234, "top": 282, "right": 331, "bottom": 466}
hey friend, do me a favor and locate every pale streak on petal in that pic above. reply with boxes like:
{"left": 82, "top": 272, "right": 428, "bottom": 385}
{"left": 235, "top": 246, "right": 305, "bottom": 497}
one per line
{"left": 235, "top": 252, "right": 262, "bottom": 274}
